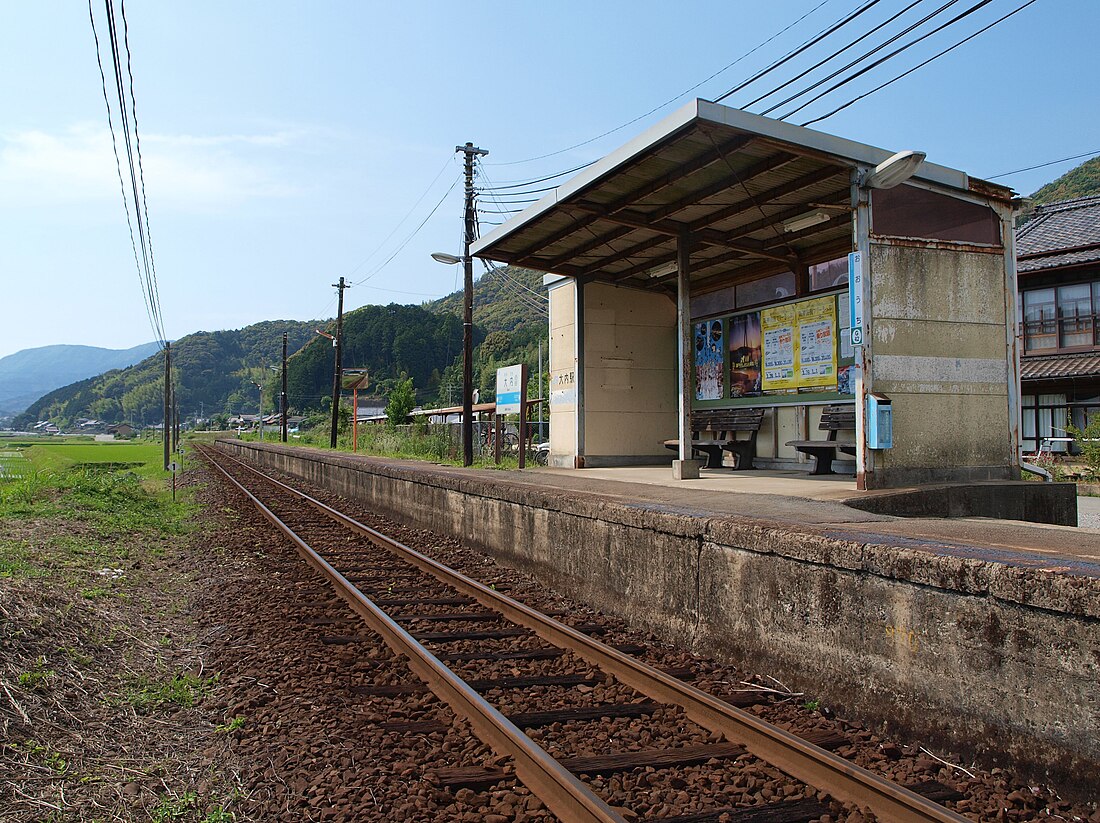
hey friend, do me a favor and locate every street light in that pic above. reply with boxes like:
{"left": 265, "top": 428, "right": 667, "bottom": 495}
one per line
{"left": 431, "top": 251, "right": 474, "bottom": 466}
{"left": 862, "top": 150, "right": 926, "bottom": 190}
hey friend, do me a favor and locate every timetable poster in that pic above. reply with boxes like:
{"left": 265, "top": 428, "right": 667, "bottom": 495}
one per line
{"left": 728, "top": 312, "right": 762, "bottom": 398}
{"left": 796, "top": 296, "right": 837, "bottom": 388}
{"left": 694, "top": 319, "right": 724, "bottom": 400}
{"left": 761, "top": 303, "right": 797, "bottom": 391}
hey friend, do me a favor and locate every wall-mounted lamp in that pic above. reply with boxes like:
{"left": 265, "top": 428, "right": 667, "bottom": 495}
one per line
{"left": 862, "top": 150, "right": 926, "bottom": 190}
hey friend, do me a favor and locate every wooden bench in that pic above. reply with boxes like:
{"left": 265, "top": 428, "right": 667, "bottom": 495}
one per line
{"left": 663, "top": 408, "right": 766, "bottom": 470}
{"left": 785, "top": 404, "right": 857, "bottom": 475}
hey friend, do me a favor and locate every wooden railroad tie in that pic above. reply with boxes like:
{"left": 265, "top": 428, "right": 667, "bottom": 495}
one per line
{"left": 352, "top": 667, "right": 694, "bottom": 697}
{"left": 436, "top": 643, "right": 647, "bottom": 662}
{"left": 653, "top": 781, "right": 962, "bottom": 823}
{"left": 433, "top": 742, "right": 747, "bottom": 791}
{"left": 654, "top": 797, "right": 831, "bottom": 823}
{"left": 379, "top": 701, "right": 662, "bottom": 737}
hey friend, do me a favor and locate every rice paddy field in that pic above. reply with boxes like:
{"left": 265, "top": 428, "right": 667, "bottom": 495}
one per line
{"left": 0, "top": 439, "right": 167, "bottom": 482}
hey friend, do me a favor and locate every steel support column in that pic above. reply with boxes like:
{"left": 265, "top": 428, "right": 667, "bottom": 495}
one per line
{"left": 852, "top": 172, "right": 873, "bottom": 490}
{"left": 674, "top": 229, "right": 700, "bottom": 479}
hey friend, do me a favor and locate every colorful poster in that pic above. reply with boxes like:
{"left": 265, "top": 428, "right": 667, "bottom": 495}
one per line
{"left": 761, "top": 303, "right": 797, "bottom": 390}
{"left": 837, "top": 364, "right": 855, "bottom": 396}
{"left": 728, "top": 312, "right": 762, "bottom": 397}
{"left": 796, "top": 296, "right": 837, "bottom": 388}
{"left": 694, "top": 319, "right": 724, "bottom": 400}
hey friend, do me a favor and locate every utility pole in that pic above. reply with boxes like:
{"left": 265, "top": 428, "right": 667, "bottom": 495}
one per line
{"left": 281, "top": 331, "right": 289, "bottom": 443}
{"left": 162, "top": 342, "right": 171, "bottom": 470}
{"left": 330, "top": 276, "right": 349, "bottom": 449}
{"left": 459, "top": 142, "right": 488, "bottom": 467}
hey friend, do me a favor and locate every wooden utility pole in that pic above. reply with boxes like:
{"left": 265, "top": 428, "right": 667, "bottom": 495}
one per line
{"left": 458, "top": 142, "right": 488, "bottom": 467}
{"left": 281, "top": 331, "right": 289, "bottom": 443}
{"left": 330, "top": 276, "right": 349, "bottom": 449}
{"left": 162, "top": 342, "right": 170, "bottom": 470}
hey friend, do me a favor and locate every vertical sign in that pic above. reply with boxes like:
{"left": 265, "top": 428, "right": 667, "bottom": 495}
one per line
{"left": 848, "top": 251, "right": 864, "bottom": 347}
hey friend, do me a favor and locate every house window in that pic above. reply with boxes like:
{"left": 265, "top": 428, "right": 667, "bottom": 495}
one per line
{"left": 1058, "top": 283, "right": 1093, "bottom": 347}
{"left": 1023, "top": 279, "right": 1100, "bottom": 352}
{"left": 1023, "top": 288, "right": 1056, "bottom": 352}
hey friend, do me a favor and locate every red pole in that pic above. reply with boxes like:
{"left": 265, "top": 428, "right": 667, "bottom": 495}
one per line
{"left": 352, "top": 387, "right": 358, "bottom": 452}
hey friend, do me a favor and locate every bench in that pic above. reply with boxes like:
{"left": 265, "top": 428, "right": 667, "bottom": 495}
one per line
{"left": 663, "top": 408, "right": 766, "bottom": 470}
{"left": 785, "top": 404, "right": 857, "bottom": 475}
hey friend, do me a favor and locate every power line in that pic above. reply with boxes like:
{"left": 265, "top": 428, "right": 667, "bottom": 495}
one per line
{"left": 486, "top": 0, "right": 834, "bottom": 168}
{"left": 780, "top": 0, "right": 997, "bottom": 121}
{"left": 342, "top": 154, "right": 456, "bottom": 282}
{"left": 104, "top": 0, "right": 163, "bottom": 344}
{"left": 88, "top": 0, "right": 165, "bottom": 348}
{"left": 752, "top": 0, "right": 955, "bottom": 116}
{"left": 479, "top": 161, "right": 597, "bottom": 189}
{"left": 353, "top": 175, "right": 461, "bottom": 286}
{"left": 799, "top": 0, "right": 1040, "bottom": 126}
{"left": 714, "top": 0, "right": 884, "bottom": 103}
{"left": 987, "top": 149, "right": 1100, "bottom": 180}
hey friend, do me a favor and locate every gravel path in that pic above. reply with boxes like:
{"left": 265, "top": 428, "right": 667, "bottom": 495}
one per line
{"left": 1078, "top": 495, "right": 1100, "bottom": 529}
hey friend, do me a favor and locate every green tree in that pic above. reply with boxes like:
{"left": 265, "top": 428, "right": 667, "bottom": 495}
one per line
{"left": 385, "top": 375, "right": 416, "bottom": 427}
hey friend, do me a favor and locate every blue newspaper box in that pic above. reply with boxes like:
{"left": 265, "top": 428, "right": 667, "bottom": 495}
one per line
{"left": 866, "top": 392, "right": 893, "bottom": 449}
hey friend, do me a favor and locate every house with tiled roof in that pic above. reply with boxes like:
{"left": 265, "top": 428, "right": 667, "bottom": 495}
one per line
{"left": 1016, "top": 195, "right": 1100, "bottom": 452}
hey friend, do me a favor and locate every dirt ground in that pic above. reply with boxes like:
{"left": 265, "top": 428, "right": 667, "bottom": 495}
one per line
{"left": 2, "top": 459, "right": 1097, "bottom": 822}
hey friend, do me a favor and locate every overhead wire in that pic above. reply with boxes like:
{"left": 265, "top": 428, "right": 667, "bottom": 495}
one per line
{"left": 486, "top": 0, "right": 834, "bottom": 167}
{"left": 987, "top": 149, "right": 1100, "bottom": 180}
{"left": 104, "top": 0, "right": 164, "bottom": 345}
{"left": 352, "top": 175, "right": 461, "bottom": 286}
{"left": 753, "top": 0, "right": 960, "bottom": 116}
{"left": 713, "top": 0, "right": 884, "bottom": 103}
{"left": 798, "top": 0, "right": 1040, "bottom": 126}
{"left": 779, "top": 0, "right": 997, "bottom": 120}
{"left": 88, "top": 0, "right": 165, "bottom": 349}
{"left": 119, "top": 0, "right": 162, "bottom": 342}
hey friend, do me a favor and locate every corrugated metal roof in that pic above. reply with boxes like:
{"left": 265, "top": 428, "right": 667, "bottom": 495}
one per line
{"left": 1017, "top": 195, "right": 1100, "bottom": 273}
{"left": 471, "top": 100, "right": 1004, "bottom": 295}
{"left": 1021, "top": 351, "right": 1100, "bottom": 381}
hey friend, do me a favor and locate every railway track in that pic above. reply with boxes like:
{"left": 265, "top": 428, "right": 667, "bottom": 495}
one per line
{"left": 198, "top": 444, "right": 972, "bottom": 823}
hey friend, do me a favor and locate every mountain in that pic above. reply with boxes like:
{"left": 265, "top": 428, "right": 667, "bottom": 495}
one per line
{"left": 1031, "top": 156, "right": 1100, "bottom": 205}
{"left": 14, "top": 321, "right": 318, "bottom": 429}
{"left": 0, "top": 342, "right": 161, "bottom": 417}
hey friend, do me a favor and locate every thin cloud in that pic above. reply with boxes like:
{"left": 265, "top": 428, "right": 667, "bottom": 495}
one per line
{"left": 0, "top": 123, "right": 302, "bottom": 210}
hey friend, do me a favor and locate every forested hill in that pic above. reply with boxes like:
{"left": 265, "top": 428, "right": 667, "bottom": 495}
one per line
{"left": 15, "top": 321, "right": 318, "bottom": 429}
{"left": 286, "top": 266, "right": 549, "bottom": 411}
{"left": 1030, "top": 156, "right": 1100, "bottom": 204}
{"left": 17, "top": 265, "right": 550, "bottom": 428}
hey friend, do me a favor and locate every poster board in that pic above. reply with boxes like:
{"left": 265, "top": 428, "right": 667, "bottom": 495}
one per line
{"left": 728, "top": 312, "right": 761, "bottom": 398}
{"left": 761, "top": 303, "right": 797, "bottom": 390}
{"left": 796, "top": 296, "right": 836, "bottom": 388}
{"left": 694, "top": 319, "right": 724, "bottom": 400}
{"left": 761, "top": 295, "right": 836, "bottom": 392}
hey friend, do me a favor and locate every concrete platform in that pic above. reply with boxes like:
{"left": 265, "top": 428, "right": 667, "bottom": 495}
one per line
{"left": 537, "top": 465, "right": 1095, "bottom": 574}
{"left": 216, "top": 440, "right": 1100, "bottom": 797}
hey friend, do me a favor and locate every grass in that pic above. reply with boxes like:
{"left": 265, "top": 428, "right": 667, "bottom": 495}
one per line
{"left": 126, "top": 673, "right": 219, "bottom": 713}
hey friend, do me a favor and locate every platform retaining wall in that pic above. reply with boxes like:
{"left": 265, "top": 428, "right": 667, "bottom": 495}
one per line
{"left": 218, "top": 441, "right": 1099, "bottom": 796}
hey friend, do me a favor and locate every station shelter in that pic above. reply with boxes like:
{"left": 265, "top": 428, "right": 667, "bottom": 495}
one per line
{"left": 471, "top": 100, "right": 1022, "bottom": 490}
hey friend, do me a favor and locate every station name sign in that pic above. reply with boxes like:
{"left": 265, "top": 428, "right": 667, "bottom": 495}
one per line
{"left": 848, "top": 251, "right": 864, "bottom": 348}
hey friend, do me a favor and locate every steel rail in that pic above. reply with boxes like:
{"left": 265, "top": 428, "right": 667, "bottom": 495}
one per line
{"left": 200, "top": 446, "right": 627, "bottom": 823}
{"left": 206, "top": 445, "right": 970, "bottom": 823}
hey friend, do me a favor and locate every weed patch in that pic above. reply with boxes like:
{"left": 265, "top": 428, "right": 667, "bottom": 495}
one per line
{"left": 126, "top": 673, "right": 218, "bottom": 713}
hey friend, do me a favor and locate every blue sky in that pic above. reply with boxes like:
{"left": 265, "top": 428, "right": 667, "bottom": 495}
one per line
{"left": 1, "top": 0, "right": 1096, "bottom": 360}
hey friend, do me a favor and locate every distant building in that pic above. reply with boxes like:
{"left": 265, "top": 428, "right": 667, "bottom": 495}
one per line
{"left": 107, "top": 423, "right": 135, "bottom": 438}
{"left": 1017, "top": 195, "right": 1100, "bottom": 453}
